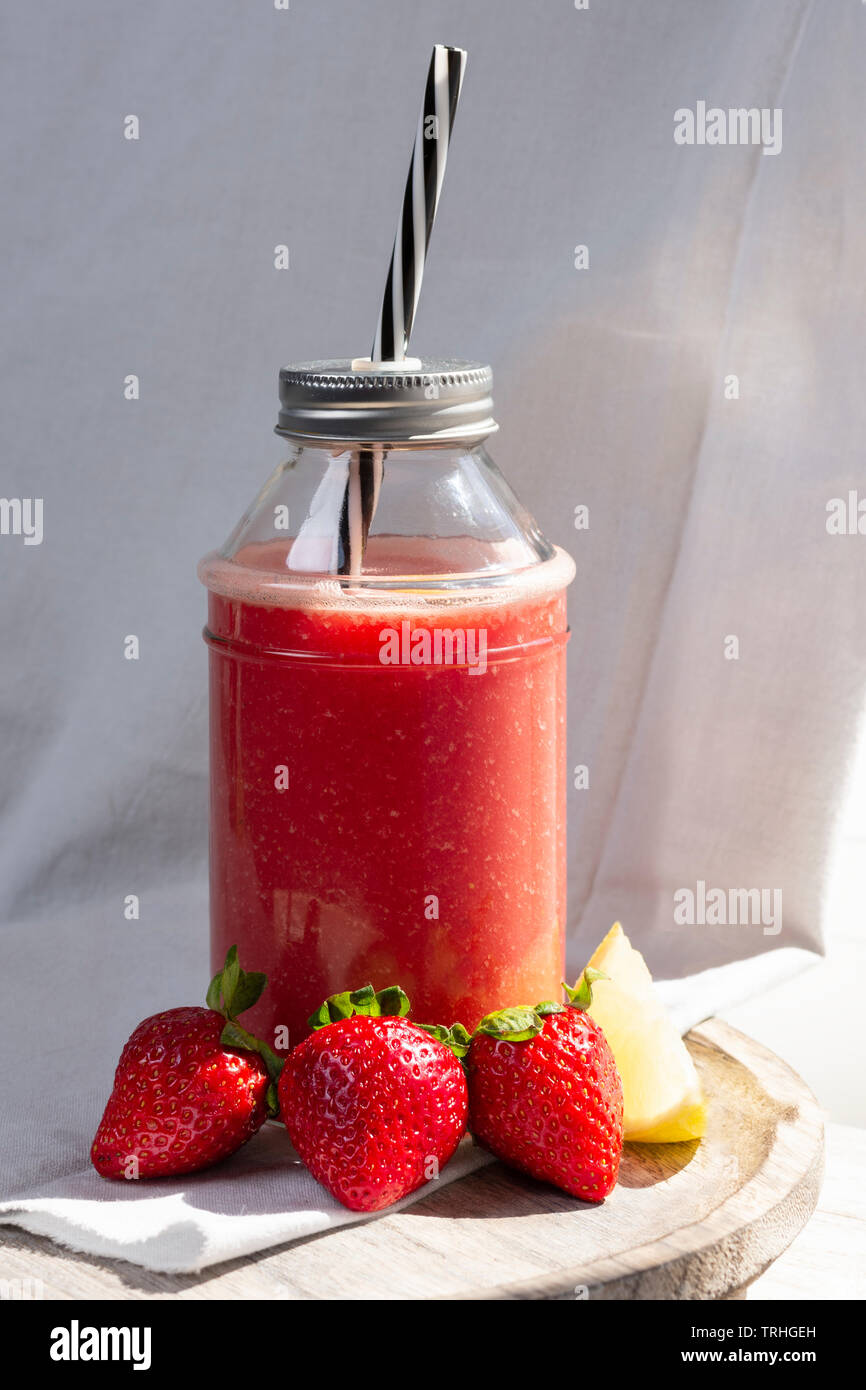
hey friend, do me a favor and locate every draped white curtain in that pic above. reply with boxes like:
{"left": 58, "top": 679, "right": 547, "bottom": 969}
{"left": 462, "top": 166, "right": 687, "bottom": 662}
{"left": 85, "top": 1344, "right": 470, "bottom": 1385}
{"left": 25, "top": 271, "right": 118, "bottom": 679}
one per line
{"left": 1, "top": 0, "right": 862, "bottom": 1192}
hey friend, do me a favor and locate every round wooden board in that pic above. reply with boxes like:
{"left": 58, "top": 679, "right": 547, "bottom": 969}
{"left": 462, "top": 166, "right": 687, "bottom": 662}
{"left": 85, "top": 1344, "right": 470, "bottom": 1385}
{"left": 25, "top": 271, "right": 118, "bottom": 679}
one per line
{"left": 249, "top": 1017, "right": 825, "bottom": 1300}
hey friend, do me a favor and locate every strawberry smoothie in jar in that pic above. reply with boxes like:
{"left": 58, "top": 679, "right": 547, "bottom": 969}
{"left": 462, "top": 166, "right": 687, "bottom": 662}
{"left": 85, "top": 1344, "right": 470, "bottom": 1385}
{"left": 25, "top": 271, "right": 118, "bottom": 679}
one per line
{"left": 199, "top": 360, "right": 575, "bottom": 1048}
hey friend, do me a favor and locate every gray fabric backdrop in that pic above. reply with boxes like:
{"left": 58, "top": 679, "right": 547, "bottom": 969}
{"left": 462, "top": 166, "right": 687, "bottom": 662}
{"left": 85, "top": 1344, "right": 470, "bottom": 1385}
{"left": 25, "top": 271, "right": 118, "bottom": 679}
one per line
{"left": 2, "top": 1, "right": 864, "bottom": 1187}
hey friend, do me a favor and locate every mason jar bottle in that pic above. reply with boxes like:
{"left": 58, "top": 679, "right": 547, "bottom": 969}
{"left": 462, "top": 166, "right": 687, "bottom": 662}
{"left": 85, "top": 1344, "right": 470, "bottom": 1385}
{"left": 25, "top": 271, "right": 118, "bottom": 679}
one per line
{"left": 199, "top": 360, "right": 575, "bottom": 1048}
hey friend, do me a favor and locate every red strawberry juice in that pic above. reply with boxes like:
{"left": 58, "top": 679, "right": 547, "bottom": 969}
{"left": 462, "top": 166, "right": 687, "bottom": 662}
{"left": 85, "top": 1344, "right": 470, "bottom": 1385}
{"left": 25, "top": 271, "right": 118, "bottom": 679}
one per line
{"left": 200, "top": 537, "right": 573, "bottom": 1048}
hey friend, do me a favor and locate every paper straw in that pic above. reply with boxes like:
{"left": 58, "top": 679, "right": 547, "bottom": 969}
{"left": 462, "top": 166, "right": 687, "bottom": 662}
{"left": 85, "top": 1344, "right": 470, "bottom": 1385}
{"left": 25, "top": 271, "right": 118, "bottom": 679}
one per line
{"left": 338, "top": 44, "right": 467, "bottom": 578}
{"left": 372, "top": 44, "right": 467, "bottom": 363}
{"left": 338, "top": 444, "right": 384, "bottom": 580}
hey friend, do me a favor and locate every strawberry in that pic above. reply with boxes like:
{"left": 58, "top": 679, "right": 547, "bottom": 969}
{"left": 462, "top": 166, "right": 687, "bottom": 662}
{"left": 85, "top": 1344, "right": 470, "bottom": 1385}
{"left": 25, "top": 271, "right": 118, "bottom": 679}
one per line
{"left": 91, "top": 946, "right": 284, "bottom": 1180}
{"left": 466, "top": 970, "right": 623, "bottom": 1201}
{"left": 278, "top": 984, "right": 470, "bottom": 1212}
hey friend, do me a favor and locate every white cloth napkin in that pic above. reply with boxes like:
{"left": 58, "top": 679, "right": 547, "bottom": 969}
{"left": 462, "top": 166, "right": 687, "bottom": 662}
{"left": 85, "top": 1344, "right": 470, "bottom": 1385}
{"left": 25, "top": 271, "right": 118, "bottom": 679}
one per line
{"left": 656, "top": 947, "right": 818, "bottom": 1036}
{"left": 0, "top": 1127, "right": 492, "bottom": 1274}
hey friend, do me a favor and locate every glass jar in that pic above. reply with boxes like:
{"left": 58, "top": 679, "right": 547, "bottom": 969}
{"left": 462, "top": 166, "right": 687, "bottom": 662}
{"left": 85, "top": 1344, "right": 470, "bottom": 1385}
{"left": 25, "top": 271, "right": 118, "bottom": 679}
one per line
{"left": 199, "top": 360, "right": 575, "bottom": 1047}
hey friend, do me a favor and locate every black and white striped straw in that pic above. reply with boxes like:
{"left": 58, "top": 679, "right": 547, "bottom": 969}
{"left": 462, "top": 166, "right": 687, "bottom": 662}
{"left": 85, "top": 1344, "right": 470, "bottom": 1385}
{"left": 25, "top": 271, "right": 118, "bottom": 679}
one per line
{"left": 338, "top": 44, "right": 467, "bottom": 578}
{"left": 337, "top": 444, "right": 384, "bottom": 579}
{"left": 372, "top": 44, "right": 467, "bottom": 363}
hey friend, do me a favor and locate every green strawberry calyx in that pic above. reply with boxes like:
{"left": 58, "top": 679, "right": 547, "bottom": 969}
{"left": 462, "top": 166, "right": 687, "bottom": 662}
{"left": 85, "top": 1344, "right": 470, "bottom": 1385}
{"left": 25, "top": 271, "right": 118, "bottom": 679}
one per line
{"left": 474, "top": 1005, "right": 546, "bottom": 1042}
{"left": 415, "top": 1021, "right": 473, "bottom": 1060}
{"left": 206, "top": 945, "right": 284, "bottom": 1116}
{"left": 308, "top": 984, "right": 471, "bottom": 1060}
{"left": 473, "top": 970, "right": 609, "bottom": 1044}
{"left": 308, "top": 983, "right": 411, "bottom": 1029}
{"left": 562, "top": 966, "right": 607, "bottom": 1011}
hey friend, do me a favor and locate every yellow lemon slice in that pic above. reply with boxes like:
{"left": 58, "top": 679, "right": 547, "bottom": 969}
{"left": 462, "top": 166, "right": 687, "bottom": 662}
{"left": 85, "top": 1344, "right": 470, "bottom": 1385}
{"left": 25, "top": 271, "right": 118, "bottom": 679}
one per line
{"left": 582, "top": 923, "right": 707, "bottom": 1144}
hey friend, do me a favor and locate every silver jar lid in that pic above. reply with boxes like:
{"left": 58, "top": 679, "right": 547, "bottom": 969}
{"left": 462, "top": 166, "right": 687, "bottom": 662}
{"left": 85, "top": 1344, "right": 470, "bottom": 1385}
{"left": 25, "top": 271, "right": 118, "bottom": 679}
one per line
{"left": 275, "top": 359, "right": 497, "bottom": 444}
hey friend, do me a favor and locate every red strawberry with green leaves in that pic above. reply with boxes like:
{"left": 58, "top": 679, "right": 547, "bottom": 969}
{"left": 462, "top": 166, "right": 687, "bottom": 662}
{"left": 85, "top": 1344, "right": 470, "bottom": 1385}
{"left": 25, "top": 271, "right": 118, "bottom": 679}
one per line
{"left": 278, "top": 984, "right": 470, "bottom": 1212}
{"left": 91, "top": 947, "right": 284, "bottom": 1180}
{"left": 466, "top": 970, "right": 623, "bottom": 1201}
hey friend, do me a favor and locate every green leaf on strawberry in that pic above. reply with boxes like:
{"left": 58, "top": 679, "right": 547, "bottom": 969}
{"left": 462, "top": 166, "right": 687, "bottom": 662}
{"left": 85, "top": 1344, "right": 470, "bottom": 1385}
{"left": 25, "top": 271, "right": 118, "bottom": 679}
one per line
{"left": 207, "top": 944, "right": 268, "bottom": 1018}
{"left": 562, "top": 966, "right": 607, "bottom": 1012}
{"left": 374, "top": 985, "right": 412, "bottom": 1018}
{"left": 535, "top": 1000, "right": 566, "bottom": 1017}
{"left": 474, "top": 1006, "right": 545, "bottom": 1042}
{"left": 207, "top": 946, "right": 284, "bottom": 1115}
{"left": 416, "top": 1021, "right": 472, "bottom": 1059}
{"left": 308, "top": 983, "right": 411, "bottom": 1030}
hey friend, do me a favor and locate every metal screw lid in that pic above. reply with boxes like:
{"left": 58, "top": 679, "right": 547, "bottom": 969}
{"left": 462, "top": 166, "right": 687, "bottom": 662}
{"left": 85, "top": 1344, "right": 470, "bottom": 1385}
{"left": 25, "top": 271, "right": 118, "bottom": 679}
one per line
{"left": 275, "top": 359, "right": 497, "bottom": 445}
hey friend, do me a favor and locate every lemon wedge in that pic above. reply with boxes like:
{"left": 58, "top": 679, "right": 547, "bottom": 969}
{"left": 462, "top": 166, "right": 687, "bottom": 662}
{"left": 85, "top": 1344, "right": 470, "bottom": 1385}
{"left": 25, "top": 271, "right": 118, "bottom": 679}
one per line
{"left": 581, "top": 923, "right": 707, "bottom": 1143}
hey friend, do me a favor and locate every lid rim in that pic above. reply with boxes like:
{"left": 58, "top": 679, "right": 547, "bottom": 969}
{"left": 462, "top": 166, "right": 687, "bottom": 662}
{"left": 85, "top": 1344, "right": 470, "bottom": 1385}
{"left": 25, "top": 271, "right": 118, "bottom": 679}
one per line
{"left": 273, "top": 421, "right": 499, "bottom": 446}
{"left": 276, "top": 358, "right": 497, "bottom": 444}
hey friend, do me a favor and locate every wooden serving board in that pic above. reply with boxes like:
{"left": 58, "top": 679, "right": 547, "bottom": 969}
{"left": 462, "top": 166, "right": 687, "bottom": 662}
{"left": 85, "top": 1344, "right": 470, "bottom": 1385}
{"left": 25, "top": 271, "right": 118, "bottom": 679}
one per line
{"left": 0, "top": 1020, "right": 824, "bottom": 1300}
